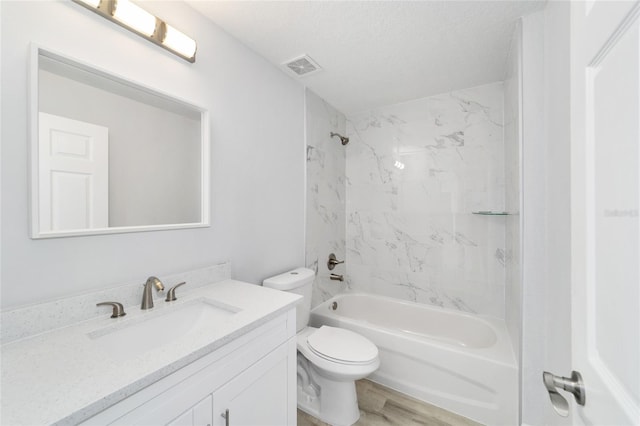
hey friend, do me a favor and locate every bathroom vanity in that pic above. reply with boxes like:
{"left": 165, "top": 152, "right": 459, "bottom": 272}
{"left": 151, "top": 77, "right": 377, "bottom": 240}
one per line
{"left": 0, "top": 278, "right": 300, "bottom": 425}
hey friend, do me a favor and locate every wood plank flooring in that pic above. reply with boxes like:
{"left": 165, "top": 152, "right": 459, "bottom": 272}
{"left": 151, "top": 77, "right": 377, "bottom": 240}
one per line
{"left": 297, "top": 379, "right": 483, "bottom": 426}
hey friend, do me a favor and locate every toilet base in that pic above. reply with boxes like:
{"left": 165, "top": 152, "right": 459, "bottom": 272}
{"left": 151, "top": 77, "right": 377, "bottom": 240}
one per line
{"left": 297, "top": 355, "right": 361, "bottom": 426}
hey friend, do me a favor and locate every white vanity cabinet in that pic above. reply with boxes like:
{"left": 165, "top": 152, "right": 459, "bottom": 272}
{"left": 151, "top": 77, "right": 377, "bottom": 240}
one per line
{"left": 81, "top": 309, "right": 297, "bottom": 426}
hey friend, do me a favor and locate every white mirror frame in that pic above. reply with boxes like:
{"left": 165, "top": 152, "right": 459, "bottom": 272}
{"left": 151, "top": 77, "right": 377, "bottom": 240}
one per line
{"left": 29, "top": 44, "right": 210, "bottom": 239}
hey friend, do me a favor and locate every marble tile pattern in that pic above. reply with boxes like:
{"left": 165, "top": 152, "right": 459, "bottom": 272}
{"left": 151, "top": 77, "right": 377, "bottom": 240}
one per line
{"left": 346, "top": 83, "right": 506, "bottom": 318}
{"left": 297, "top": 379, "right": 483, "bottom": 426}
{"left": 305, "top": 89, "right": 348, "bottom": 307}
{"left": 0, "top": 262, "right": 231, "bottom": 344}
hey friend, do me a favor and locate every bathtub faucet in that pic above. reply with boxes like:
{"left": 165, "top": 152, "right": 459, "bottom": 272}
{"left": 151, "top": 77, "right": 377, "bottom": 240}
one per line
{"left": 330, "top": 274, "right": 344, "bottom": 282}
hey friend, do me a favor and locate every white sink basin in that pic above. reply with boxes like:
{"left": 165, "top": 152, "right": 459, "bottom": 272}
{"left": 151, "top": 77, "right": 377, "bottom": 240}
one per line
{"left": 89, "top": 298, "right": 241, "bottom": 361}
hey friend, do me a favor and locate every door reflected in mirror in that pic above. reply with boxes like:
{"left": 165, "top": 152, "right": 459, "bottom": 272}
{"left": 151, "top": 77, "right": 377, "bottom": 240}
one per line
{"left": 30, "top": 46, "right": 210, "bottom": 238}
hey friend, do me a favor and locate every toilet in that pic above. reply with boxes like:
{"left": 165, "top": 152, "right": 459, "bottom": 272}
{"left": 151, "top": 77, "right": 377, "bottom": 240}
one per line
{"left": 263, "top": 268, "right": 379, "bottom": 426}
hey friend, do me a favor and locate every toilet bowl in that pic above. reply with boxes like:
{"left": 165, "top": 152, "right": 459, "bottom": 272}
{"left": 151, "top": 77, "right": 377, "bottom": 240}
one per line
{"left": 263, "top": 268, "right": 379, "bottom": 426}
{"left": 296, "top": 326, "right": 379, "bottom": 425}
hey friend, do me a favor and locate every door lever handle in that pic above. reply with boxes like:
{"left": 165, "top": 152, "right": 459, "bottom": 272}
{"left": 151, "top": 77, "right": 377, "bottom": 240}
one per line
{"left": 543, "top": 370, "right": 585, "bottom": 417}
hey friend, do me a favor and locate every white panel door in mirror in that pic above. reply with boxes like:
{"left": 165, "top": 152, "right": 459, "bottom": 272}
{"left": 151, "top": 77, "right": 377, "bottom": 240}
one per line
{"left": 38, "top": 112, "right": 108, "bottom": 232}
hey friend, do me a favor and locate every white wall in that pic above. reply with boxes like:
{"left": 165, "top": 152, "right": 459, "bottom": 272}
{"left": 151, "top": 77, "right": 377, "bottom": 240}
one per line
{"left": 520, "top": 11, "right": 548, "bottom": 425}
{"left": 304, "top": 89, "right": 347, "bottom": 307}
{"left": 345, "top": 83, "right": 506, "bottom": 318}
{"left": 540, "top": 1, "right": 572, "bottom": 424}
{"left": 0, "top": 1, "right": 305, "bottom": 309}
{"left": 504, "top": 19, "right": 523, "bottom": 422}
{"left": 520, "top": 2, "right": 572, "bottom": 425}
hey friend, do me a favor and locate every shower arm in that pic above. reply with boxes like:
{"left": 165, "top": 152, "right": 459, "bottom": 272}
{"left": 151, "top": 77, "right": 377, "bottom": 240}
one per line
{"left": 330, "top": 132, "right": 349, "bottom": 145}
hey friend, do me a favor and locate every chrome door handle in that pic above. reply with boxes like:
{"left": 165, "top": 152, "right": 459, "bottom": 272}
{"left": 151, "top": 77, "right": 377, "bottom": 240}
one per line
{"left": 220, "top": 408, "right": 229, "bottom": 426}
{"left": 543, "top": 370, "right": 585, "bottom": 417}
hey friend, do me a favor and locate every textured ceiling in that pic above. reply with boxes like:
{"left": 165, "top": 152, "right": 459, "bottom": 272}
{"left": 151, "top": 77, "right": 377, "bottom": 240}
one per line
{"left": 187, "top": 1, "right": 545, "bottom": 114}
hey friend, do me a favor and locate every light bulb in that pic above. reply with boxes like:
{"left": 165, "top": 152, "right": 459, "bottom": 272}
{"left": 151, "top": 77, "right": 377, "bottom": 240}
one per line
{"left": 113, "top": 0, "right": 156, "bottom": 37}
{"left": 163, "top": 24, "right": 197, "bottom": 59}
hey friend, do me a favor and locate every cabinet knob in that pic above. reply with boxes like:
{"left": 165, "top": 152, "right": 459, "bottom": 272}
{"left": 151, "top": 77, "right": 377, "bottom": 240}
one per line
{"left": 220, "top": 408, "right": 229, "bottom": 426}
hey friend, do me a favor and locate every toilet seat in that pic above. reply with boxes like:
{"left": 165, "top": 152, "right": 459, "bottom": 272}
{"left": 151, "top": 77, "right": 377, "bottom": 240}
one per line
{"left": 307, "top": 326, "right": 378, "bottom": 365}
{"left": 296, "top": 326, "right": 380, "bottom": 380}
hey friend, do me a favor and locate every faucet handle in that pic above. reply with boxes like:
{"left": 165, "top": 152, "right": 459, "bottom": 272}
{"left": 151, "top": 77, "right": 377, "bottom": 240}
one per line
{"left": 165, "top": 282, "right": 187, "bottom": 302}
{"left": 327, "top": 253, "right": 345, "bottom": 270}
{"left": 97, "top": 302, "right": 126, "bottom": 318}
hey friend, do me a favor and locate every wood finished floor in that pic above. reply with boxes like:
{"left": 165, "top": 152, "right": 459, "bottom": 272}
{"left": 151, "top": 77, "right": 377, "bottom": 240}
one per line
{"left": 297, "top": 379, "right": 483, "bottom": 426}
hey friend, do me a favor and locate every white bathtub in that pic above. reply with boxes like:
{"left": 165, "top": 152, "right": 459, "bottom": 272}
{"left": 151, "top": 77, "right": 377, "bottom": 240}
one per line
{"left": 310, "top": 293, "right": 518, "bottom": 426}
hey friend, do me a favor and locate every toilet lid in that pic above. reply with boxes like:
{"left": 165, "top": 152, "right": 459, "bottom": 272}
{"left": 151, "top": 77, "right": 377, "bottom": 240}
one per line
{"left": 307, "top": 326, "right": 378, "bottom": 364}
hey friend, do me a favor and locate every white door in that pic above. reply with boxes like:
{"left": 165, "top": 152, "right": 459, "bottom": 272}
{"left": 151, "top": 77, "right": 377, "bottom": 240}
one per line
{"left": 570, "top": 1, "right": 640, "bottom": 424}
{"left": 38, "top": 113, "right": 109, "bottom": 232}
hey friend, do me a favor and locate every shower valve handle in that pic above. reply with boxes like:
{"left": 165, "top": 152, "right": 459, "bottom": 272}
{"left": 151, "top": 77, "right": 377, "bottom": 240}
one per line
{"left": 327, "top": 253, "right": 344, "bottom": 270}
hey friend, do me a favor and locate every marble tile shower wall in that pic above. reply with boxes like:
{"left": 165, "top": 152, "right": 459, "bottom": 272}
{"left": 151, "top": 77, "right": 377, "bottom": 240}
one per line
{"left": 305, "top": 90, "right": 348, "bottom": 307}
{"left": 346, "top": 83, "right": 507, "bottom": 318}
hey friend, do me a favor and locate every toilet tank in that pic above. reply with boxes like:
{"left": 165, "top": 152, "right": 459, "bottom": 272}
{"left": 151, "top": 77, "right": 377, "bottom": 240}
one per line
{"left": 263, "top": 267, "right": 315, "bottom": 332}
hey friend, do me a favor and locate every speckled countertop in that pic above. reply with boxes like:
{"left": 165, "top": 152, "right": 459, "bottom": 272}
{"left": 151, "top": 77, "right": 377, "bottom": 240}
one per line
{"left": 1, "top": 280, "right": 300, "bottom": 426}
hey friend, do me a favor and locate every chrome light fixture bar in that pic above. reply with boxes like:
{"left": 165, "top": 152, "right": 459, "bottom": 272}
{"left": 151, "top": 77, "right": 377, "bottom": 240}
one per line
{"left": 72, "top": 0, "right": 197, "bottom": 63}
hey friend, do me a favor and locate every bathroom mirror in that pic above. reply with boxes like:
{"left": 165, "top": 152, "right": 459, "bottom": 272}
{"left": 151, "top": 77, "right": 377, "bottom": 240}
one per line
{"left": 29, "top": 46, "right": 210, "bottom": 238}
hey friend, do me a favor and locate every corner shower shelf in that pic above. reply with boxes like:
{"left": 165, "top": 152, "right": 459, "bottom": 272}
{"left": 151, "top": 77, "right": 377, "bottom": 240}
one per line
{"left": 472, "top": 211, "right": 513, "bottom": 215}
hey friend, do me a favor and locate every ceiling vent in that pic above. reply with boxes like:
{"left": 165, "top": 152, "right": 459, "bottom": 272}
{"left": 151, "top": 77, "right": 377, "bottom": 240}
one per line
{"left": 283, "top": 55, "right": 322, "bottom": 77}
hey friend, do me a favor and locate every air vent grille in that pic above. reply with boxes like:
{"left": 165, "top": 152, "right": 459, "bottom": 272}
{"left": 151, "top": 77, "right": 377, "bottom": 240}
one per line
{"left": 284, "top": 55, "right": 322, "bottom": 77}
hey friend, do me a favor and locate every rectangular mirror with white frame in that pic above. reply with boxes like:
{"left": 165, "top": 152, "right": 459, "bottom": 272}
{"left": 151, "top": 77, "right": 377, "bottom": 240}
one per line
{"left": 29, "top": 45, "right": 210, "bottom": 238}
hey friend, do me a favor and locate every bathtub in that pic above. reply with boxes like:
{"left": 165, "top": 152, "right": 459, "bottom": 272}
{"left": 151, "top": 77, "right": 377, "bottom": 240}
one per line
{"left": 309, "top": 293, "right": 518, "bottom": 426}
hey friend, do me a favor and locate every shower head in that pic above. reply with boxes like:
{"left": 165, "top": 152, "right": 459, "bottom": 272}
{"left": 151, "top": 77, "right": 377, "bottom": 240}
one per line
{"left": 330, "top": 132, "right": 349, "bottom": 145}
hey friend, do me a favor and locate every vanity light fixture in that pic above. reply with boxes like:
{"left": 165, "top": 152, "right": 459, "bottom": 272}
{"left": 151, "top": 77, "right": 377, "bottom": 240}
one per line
{"left": 72, "top": 0, "right": 197, "bottom": 63}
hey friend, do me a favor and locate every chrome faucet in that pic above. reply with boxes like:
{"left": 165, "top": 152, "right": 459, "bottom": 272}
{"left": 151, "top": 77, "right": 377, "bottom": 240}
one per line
{"left": 141, "top": 276, "right": 165, "bottom": 310}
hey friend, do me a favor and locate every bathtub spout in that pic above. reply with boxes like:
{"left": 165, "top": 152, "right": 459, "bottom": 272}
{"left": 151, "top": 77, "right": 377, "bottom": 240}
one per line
{"left": 330, "top": 274, "right": 344, "bottom": 282}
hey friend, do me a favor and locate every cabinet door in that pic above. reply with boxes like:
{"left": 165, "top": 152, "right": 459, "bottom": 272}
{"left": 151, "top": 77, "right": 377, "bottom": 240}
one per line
{"left": 167, "top": 395, "right": 212, "bottom": 426}
{"left": 193, "top": 395, "right": 213, "bottom": 426}
{"left": 213, "top": 344, "right": 291, "bottom": 426}
{"left": 167, "top": 408, "right": 193, "bottom": 426}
